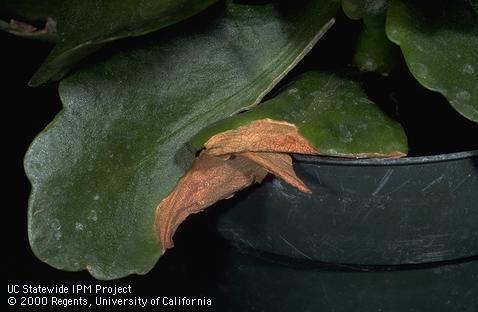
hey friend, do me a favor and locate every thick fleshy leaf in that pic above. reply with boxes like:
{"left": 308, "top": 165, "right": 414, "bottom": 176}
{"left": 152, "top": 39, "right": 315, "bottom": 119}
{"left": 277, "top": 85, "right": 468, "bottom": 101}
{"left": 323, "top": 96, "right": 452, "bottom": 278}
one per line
{"left": 386, "top": 0, "right": 478, "bottom": 122}
{"left": 2, "top": 0, "right": 218, "bottom": 86}
{"left": 341, "top": 0, "right": 388, "bottom": 20}
{"left": 1, "top": 0, "right": 62, "bottom": 21}
{"left": 193, "top": 71, "right": 408, "bottom": 157}
{"left": 341, "top": 0, "right": 397, "bottom": 75}
{"left": 156, "top": 71, "right": 407, "bottom": 252}
{"left": 468, "top": 0, "right": 478, "bottom": 14}
{"left": 353, "top": 17, "right": 397, "bottom": 75}
{"left": 25, "top": 1, "right": 339, "bottom": 279}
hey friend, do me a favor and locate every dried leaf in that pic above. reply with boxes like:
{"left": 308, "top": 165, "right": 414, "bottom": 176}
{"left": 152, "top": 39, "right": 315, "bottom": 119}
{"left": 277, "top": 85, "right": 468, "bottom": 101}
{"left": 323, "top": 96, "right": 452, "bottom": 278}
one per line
{"left": 155, "top": 150, "right": 312, "bottom": 249}
{"left": 241, "top": 152, "right": 311, "bottom": 194}
{"left": 204, "top": 119, "right": 318, "bottom": 156}
{"left": 156, "top": 118, "right": 319, "bottom": 249}
{"left": 155, "top": 71, "right": 408, "bottom": 250}
{"left": 194, "top": 72, "right": 408, "bottom": 158}
{"left": 155, "top": 153, "right": 268, "bottom": 249}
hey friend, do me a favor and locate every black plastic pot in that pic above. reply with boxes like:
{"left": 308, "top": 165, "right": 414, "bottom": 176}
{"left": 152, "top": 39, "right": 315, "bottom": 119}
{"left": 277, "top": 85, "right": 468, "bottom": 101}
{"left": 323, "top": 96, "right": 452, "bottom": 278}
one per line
{"left": 210, "top": 151, "right": 478, "bottom": 311}
{"left": 214, "top": 252, "right": 477, "bottom": 312}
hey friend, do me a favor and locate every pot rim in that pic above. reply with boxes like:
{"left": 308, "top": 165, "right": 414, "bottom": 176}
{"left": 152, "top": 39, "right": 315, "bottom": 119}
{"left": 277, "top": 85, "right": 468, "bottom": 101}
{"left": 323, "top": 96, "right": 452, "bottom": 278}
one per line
{"left": 293, "top": 150, "right": 478, "bottom": 166}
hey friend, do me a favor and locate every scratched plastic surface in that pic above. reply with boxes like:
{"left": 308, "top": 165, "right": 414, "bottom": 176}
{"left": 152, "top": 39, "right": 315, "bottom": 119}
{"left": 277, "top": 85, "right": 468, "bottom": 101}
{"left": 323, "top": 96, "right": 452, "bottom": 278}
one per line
{"left": 213, "top": 151, "right": 478, "bottom": 264}
{"left": 213, "top": 251, "right": 477, "bottom": 312}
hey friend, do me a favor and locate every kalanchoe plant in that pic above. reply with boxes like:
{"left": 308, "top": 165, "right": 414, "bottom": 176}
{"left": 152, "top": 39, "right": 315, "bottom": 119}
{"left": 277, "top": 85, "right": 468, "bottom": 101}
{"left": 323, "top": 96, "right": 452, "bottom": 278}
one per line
{"left": 2, "top": 0, "right": 477, "bottom": 279}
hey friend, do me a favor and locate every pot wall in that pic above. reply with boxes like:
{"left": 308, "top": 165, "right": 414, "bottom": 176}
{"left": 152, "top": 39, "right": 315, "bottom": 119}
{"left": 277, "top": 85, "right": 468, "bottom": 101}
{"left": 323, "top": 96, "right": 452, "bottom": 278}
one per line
{"left": 214, "top": 250, "right": 477, "bottom": 312}
{"left": 214, "top": 151, "right": 478, "bottom": 265}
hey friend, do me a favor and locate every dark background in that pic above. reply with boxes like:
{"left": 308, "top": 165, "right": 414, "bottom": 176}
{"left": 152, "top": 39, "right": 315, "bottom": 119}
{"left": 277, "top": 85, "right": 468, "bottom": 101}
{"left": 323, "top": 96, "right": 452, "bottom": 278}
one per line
{"left": 3, "top": 7, "right": 478, "bottom": 311}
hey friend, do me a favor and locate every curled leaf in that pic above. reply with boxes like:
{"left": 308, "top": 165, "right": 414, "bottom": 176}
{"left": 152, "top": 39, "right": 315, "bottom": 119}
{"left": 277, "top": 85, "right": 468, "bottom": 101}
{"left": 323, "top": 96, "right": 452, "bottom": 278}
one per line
{"left": 241, "top": 152, "right": 311, "bottom": 194}
{"left": 156, "top": 71, "right": 407, "bottom": 250}
{"left": 155, "top": 153, "right": 268, "bottom": 250}
{"left": 203, "top": 119, "right": 318, "bottom": 156}
{"left": 194, "top": 71, "right": 408, "bottom": 158}
{"left": 155, "top": 150, "right": 310, "bottom": 250}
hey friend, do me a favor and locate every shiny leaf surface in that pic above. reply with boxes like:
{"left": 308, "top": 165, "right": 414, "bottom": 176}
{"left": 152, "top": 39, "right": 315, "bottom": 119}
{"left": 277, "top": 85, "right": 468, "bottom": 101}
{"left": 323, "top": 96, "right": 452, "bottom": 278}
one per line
{"left": 386, "top": 0, "right": 478, "bottom": 122}
{"left": 341, "top": 0, "right": 397, "bottom": 75}
{"left": 354, "top": 17, "right": 398, "bottom": 75}
{"left": 25, "top": 1, "right": 339, "bottom": 279}
{"left": 2, "top": 0, "right": 218, "bottom": 86}
{"left": 194, "top": 71, "right": 408, "bottom": 157}
{"left": 341, "top": 0, "right": 388, "bottom": 20}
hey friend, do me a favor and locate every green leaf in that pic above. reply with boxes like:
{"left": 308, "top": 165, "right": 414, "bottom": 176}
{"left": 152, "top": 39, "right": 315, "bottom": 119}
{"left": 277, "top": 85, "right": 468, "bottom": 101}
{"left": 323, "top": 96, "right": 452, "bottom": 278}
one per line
{"left": 341, "top": 1, "right": 397, "bottom": 75}
{"left": 25, "top": 0, "right": 339, "bottom": 279}
{"left": 386, "top": 0, "right": 478, "bottom": 122}
{"left": 1, "top": 0, "right": 63, "bottom": 21}
{"left": 353, "top": 16, "right": 398, "bottom": 75}
{"left": 2, "top": 0, "right": 218, "bottom": 86}
{"left": 193, "top": 71, "right": 408, "bottom": 157}
{"left": 341, "top": 0, "right": 388, "bottom": 20}
{"left": 468, "top": 0, "right": 478, "bottom": 14}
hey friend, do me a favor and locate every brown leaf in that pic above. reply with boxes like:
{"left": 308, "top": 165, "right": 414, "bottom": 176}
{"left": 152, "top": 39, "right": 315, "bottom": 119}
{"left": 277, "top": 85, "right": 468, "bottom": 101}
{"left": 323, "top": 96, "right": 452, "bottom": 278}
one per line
{"left": 155, "top": 105, "right": 405, "bottom": 250}
{"left": 203, "top": 119, "right": 318, "bottom": 156}
{"left": 155, "top": 153, "right": 268, "bottom": 250}
{"left": 155, "top": 119, "right": 319, "bottom": 249}
{"left": 241, "top": 152, "right": 311, "bottom": 193}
